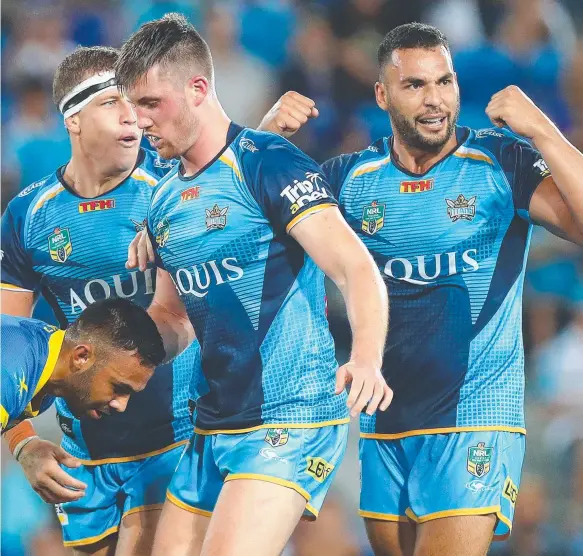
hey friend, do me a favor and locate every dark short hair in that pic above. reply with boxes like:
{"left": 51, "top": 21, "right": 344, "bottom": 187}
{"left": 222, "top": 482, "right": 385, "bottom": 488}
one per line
{"left": 116, "top": 12, "right": 213, "bottom": 92}
{"left": 378, "top": 23, "right": 450, "bottom": 72}
{"left": 53, "top": 46, "right": 120, "bottom": 108}
{"left": 66, "top": 298, "right": 165, "bottom": 368}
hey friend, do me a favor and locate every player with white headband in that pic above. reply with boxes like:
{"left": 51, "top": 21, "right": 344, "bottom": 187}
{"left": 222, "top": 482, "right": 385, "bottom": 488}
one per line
{"left": 58, "top": 71, "right": 118, "bottom": 119}
{"left": 1, "top": 45, "right": 313, "bottom": 555}
{"left": 1, "top": 45, "right": 191, "bottom": 556}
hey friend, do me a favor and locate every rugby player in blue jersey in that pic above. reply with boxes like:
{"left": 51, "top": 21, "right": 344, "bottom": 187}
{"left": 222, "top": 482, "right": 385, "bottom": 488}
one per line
{"left": 116, "top": 13, "right": 392, "bottom": 556}
{"left": 2, "top": 299, "right": 164, "bottom": 433}
{"left": 1, "top": 45, "right": 304, "bottom": 555}
{"left": 1, "top": 46, "right": 194, "bottom": 555}
{"left": 260, "top": 22, "right": 583, "bottom": 556}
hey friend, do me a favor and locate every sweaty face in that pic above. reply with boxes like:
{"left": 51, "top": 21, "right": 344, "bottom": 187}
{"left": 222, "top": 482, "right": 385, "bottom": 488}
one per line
{"left": 125, "top": 66, "right": 198, "bottom": 160}
{"left": 378, "top": 46, "right": 460, "bottom": 153}
{"left": 74, "top": 90, "right": 141, "bottom": 172}
{"left": 64, "top": 351, "right": 154, "bottom": 420}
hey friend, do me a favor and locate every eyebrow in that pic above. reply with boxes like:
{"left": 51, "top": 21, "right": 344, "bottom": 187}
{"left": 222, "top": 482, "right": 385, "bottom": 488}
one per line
{"left": 402, "top": 72, "right": 454, "bottom": 85}
{"left": 115, "top": 381, "right": 139, "bottom": 394}
{"left": 136, "top": 96, "right": 160, "bottom": 105}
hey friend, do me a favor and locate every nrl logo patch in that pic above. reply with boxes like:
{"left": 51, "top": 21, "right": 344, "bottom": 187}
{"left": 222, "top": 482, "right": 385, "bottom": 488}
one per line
{"left": 446, "top": 194, "right": 476, "bottom": 222}
{"left": 48, "top": 227, "right": 72, "bottom": 263}
{"left": 155, "top": 218, "right": 170, "bottom": 248}
{"left": 467, "top": 442, "right": 493, "bottom": 478}
{"left": 264, "top": 428, "right": 289, "bottom": 447}
{"left": 361, "top": 201, "right": 386, "bottom": 236}
{"left": 205, "top": 204, "right": 228, "bottom": 231}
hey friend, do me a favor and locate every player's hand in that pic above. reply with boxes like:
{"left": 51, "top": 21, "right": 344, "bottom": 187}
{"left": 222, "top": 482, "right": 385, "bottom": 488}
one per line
{"left": 258, "top": 91, "right": 319, "bottom": 138}
{"left": 335, "top": 361, "right": 393, "bottom": 418}
{"left": 18, "top": 438, "right": 87, "bottom": 504}
{"left": 126, "top": 228, "right": 155, "bottom": 271}
{"left": 485, "top": 85, "right": 554, "bottom": 140}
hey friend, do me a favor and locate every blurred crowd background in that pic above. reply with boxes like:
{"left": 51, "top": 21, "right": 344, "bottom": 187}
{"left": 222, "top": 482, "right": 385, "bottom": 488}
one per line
{"left": 1, "top": 0, "right": 582, "bottom": 555}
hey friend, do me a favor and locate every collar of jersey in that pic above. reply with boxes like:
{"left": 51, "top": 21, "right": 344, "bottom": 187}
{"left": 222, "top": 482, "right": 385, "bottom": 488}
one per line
{"left": 55, "top": 148, "right": 146, "bottom": 199}
{"left": 389, "top": 126, "right": 471, "bottom": 178}
{"left": 178, "top": 122, "right": 244, "bottom": 182}
{"left": 33, "top": 330, "right": 66, "bottom": 399}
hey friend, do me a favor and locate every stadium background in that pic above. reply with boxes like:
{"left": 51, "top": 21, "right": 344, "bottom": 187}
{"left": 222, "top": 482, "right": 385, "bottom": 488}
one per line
{"left": 1, "top": 0, "right": 582, "bottom": 554}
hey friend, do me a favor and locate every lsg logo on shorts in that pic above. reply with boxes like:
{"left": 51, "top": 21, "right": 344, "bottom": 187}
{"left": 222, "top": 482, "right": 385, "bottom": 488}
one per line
{"left": 503, "top": 477, "right": 519, "bottom": 506}
{"left": 55, "top": 504, "right": 69, "bottom": 526}
{"left": 467, "top": 442, "right": 493, "bottom": 478}
{"left": 306, "top": 457, "right": 334, "bottom": 483}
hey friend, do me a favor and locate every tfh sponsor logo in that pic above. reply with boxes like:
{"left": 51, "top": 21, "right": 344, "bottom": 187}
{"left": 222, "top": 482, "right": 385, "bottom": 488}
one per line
{"left": 400, "top": 179, "right": 434, "bottom": 194}
{"left": 180, "top": 186, "right": 200, "bottom": 203}
{"left": 78, "top": 199, "right": 116, "bottom": 213}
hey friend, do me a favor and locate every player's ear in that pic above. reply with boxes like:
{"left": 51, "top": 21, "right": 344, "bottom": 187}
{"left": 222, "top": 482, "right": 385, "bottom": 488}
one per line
{"left": 65, "top": 114, "right": 81, "bottom": 136}
{"left": 71, "top": 344, "right": 96, "bottom": 372}
{"left": 186, "top": 75, "right": 209, "bottom": 107}
{"left": 375, "top": 81, "right": 389, "bottom": 112}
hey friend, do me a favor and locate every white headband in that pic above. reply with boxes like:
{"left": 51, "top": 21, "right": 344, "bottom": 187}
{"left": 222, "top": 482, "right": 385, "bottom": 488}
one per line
{"left": 60, "top": 71, "right": 117, "bottom": 119}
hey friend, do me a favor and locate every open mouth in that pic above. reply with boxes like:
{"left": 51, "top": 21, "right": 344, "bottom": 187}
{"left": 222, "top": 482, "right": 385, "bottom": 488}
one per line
{"left": 145, "top": 134, "right": 162, "bottom": 149}
{"left": 118, "top": 133, "right": 139, "bottom": 146}
{"left": 417, "top": 116, "right": 447, "bottom": 131}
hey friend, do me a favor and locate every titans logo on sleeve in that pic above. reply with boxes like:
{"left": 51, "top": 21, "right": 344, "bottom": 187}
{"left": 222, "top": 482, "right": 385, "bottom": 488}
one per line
{"left": 148, "top": 123, "right": 348, "bottom": 433}
{"left": 1, "top": 315, "right": 64, "bottom": 430}
{"left": 1, "top": 149, "right": 197, "bottom": 460}
{"left": 323, "top": 127, "right": 551, "bottom": 437}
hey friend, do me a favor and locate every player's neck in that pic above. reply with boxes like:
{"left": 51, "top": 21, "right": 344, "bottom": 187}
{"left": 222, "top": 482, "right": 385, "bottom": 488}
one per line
{"left": 64, "top": 152, "right": 134, "bottom": 198}
{"left": 392, "top": 132, "right": 459, "bottom": 175}
{"left": 40, "top": 345, "right": 70, "bottom": 398}
{"left": 180, "top": 104, "right": 232, "bottom": 177}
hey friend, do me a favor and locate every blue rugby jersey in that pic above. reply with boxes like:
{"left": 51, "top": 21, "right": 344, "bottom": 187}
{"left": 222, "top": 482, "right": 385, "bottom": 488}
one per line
{"left": 323, "top": 127, "right": 551, "bottom": 437}
{"left": 1, "top": 315, "right": 64, "bottom": 430}
{"left": 148, "top": 123, "right": 348, "bottom": 433}
{"left": 1, "top": 149, "right": 198, "bottom": 460}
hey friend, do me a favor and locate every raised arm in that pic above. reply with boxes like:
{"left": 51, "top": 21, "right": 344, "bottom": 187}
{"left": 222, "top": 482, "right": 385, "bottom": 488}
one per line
{"left": 486, "top": 85, "right": 583, "bottom": 246}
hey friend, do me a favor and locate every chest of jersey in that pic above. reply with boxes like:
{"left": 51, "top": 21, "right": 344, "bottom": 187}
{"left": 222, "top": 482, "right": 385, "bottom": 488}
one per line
{"left": 151, "top": 163, "right": 272, "bottom": 304}
{"left": 25, "top": 184, "right": 156, "bottom": 318}
{"left": 339, "top": 156, "right": 514, "bottom": 286}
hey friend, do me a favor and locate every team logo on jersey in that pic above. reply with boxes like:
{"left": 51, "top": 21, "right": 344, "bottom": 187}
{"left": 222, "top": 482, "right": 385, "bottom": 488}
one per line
{"left": 130, "top": 218, "right": 147, "bottom": 232}
{"left": 306, "top": 456, "right": 334, "bottom": 483}
{"left": 43, "top": 324, "right": 58, "bottom": 333}
{"left": 55, "top": 504, "right": 69, "bottom": 526}
{"left": 240, "top": 138, "right": 258, "bottom": 153}
{"left": 361, "top": 201, "right": 386, "bottom": 235}
{"left": 400, "top": 178, "right": 434, "bottom": 194}
{"left": 48, "top": 227, "right": 72, "bottom": 263}
{"left": 205, "top": 204, "right": 229, "bottom": 230}
{"left": 155, "top": 218, "right": 170, "bottom": 247}
{"left": 467, "top": 442, "right": 493, "bottom": 478}
{"left": 446, "top": 194, "right": 476, "bottom": 222}
{"left": 78, "top": 199, "right": 115, "bottom": 213}
{"left": 181, "top": 186, "right": 201, "bottom": 203}
{"left": 503, "top": 477, "right": 519, "bottom": 506}
{"left": 264, "top": 428, "right": 289, "bottom": 447}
